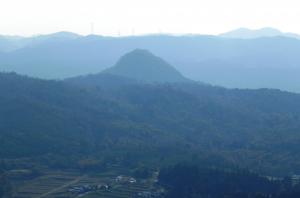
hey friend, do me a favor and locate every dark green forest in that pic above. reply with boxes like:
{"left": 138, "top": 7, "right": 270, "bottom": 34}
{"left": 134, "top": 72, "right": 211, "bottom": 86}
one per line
{"left": 1, "top": 71, "right": 300, "bottom": 176}
{"left": 159, "top": 163, "right": 300, "bottom": 198}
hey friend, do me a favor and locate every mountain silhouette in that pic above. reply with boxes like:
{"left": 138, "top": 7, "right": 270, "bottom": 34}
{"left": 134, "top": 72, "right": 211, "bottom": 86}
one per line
{"left": 103, "top": 49, "right": 189, "bottom": 83}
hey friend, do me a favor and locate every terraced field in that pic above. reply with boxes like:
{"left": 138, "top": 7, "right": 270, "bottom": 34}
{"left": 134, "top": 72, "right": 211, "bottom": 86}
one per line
{"left": 84, "top": 182, "right": 153, "bottom": 198}
{"left": 11, "top": 167, "right": 160, "bottom": 198}
{"left": 13, "top": 171, "right": 83, "bottom": 198}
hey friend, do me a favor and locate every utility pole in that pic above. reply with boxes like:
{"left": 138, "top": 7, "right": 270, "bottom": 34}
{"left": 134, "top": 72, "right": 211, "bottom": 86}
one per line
{"left": 90, "top": 22, "right": 94, "bottom": 35}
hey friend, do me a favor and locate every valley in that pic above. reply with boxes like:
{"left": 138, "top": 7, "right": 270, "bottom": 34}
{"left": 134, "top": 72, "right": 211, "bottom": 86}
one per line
{"left": 11, "top": 166, "right": 160, "bottom": 198}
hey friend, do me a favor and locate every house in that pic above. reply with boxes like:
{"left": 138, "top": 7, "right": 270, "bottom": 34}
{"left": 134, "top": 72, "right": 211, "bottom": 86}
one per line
{"left": 292, "top": 175, "right": 300, "bottom": 186}
{"left": 115, "top": 175, "right": 137, "bottom": 184}
{"left": 115, "top": 175, "right": 124, "bottom": 182}
{"left": 68, "top": 183, "right": 111, "bottom": 194}
{"left": 97, "top": 184, "right": 110, "bottom": 190}
{"left": 129, "top": 177, "right": 137, "bottom": 183}
{"left": 135, "top": 191, "right": 164, "bottom": 198}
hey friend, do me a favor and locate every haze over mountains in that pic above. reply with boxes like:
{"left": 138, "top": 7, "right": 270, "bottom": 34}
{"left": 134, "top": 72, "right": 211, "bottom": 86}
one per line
{"left": 220, "top": 27, "right": 300, "bottom": 39}
{"left": 0, "top": 27, "right": 300, "bottom": 93}
{"left": 0, "top": 31, "right": 80, "bottom": 52}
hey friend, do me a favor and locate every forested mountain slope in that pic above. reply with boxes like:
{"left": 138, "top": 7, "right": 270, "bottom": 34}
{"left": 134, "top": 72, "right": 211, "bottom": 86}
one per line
{"left": 0, "top": 70, "right": 300, "bottom": 175}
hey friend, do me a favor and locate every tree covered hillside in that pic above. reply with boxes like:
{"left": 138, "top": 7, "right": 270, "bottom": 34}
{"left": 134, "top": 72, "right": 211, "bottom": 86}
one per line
{"left": 0, "top": 71, "right": 300, "bottom": 175}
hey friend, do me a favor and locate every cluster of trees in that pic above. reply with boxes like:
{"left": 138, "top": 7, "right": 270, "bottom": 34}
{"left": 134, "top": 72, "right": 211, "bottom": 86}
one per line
{"left": 159, "top": 163, "right": 300, "bottom": 198}
{"left": 0, "top": 170, "right": 11, "bottom": 198}
{"left": 132, "top": 165, "right": 152, "bottom": 179}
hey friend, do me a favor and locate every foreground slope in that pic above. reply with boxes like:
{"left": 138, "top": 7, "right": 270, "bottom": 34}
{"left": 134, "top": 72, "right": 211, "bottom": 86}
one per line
{"left": 1, "top": 70, "right": 300, "bottom": 175}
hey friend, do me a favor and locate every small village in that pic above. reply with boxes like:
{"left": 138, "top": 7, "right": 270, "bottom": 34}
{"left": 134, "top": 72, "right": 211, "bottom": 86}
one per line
{"left": 67, "top": 174, "right": 164, "bottom": 198}
{"left": 10, "top": 166, "right": 165, "bottom": 198}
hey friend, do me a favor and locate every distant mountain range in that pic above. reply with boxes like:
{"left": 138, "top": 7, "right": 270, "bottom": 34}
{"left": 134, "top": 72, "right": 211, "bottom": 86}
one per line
{"left": 0, "top": 31, "right": 80, "bottom": 52}
{"left": 220, "top": 27, "right": 300, "bottom": 39}
{"left": 1, "top": 28, "right": 300, "bottom": 92}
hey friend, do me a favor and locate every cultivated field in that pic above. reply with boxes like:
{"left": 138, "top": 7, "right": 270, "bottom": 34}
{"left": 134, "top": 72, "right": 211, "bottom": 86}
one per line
{"left": 12, "top": 166, "right": 159, "bottom": 198}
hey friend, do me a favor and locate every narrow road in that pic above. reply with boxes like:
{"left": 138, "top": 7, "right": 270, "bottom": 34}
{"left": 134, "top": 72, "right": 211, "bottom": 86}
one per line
{"left": 36, "top": 175, "right": 86, "bottom": 198}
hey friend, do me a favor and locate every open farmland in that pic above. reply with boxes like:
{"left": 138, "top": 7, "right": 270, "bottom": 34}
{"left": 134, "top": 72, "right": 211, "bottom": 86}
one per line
{"left": 11, "top": 167, "right": 160, "bottom": 198}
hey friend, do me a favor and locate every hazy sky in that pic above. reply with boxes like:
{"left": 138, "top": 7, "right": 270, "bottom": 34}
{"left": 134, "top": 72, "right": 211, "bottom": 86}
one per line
{"left": 1, "top": 0, "right": 300, "bottom": 36}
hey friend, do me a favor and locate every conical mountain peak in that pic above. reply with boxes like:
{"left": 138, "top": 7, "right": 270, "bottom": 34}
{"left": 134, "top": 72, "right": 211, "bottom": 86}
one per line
{"left": 104, "top": 49, "right": 188, "bottom": 83}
